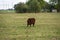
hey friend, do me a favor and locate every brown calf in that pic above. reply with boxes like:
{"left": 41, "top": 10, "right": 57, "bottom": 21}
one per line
{"left": 27, "top": 18, "right": 35, "bottom": 27}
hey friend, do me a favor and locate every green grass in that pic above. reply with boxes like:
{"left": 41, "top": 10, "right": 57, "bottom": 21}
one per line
{"left": 0, "top": 13, "right": 60, "bottom": 40}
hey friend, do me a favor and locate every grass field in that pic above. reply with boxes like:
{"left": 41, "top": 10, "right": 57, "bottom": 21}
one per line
{"left": 0, "top": 12, "right": 60, "bottom": 40}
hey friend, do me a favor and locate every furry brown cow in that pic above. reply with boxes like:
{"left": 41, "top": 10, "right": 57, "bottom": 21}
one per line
{"left": 27, "top": 18, "right": 35, "bottom": 27}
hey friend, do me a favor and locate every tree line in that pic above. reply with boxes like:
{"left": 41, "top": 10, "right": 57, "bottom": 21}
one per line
{"left": 14, "top": 0, "right": 60, "bottom": 13}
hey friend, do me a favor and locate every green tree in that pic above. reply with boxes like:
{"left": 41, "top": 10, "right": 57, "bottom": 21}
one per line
{"left": 26, "top": 0, "right": 45, "bottom": 13}
{"left": 14, "top": 0, "right": 46, "bottom": 13}
{"left": 27, "top": 0, "right": 41, "bottom": 13}
{"left": 14, "top": 2, "right": 28, "bottom": 13}
{"left": 50, "top": 0, "right": 60, "bottom": 12}
{"left": 38, "top": 0, "right": 46, "bottom": 8}
{"left": 43, "top": 2, "right": 52, "bottom": 12}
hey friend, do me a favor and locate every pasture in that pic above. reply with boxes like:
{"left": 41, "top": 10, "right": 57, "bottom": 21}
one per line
{"left": 0, "top": 12, "right": 60, "bottom": 40}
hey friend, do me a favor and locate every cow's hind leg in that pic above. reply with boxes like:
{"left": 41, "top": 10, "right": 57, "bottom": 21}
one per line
{"left": 33, "top": 23, "right": 34, "bottom": 27}
{"left": 30, "top": 24, "right": 31, "bottom": 27}
{"left": 27, "top": 25, "right": 28, "bottom": 27}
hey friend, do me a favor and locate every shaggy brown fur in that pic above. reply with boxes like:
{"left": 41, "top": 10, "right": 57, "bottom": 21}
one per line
{"left": 27, "top": 18, "right": 35, "bottom": 27}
